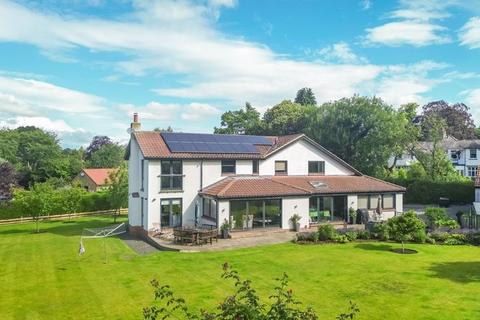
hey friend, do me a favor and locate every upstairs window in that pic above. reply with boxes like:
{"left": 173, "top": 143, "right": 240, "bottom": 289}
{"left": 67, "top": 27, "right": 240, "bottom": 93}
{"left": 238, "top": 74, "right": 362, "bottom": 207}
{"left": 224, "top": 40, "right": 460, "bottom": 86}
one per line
{"left": 160, "top": 160, "right": 183, "bottom": 191}
{"left": 221, "top": 160, "right": 236, "bottom": 175}
{"left": 275, "top": 161, "right": 288, "bottom": 175}
{"left": 252, "top": 160, "right": 259, "bottom": 175}
{"left": 308, "top": 161, "right": 325, "bottom": 175}
{"left": 470, "top": 149, "right": 477, "bottom": 159}
{"left": 468, "top": 166, "right": 478, "bottom": 177}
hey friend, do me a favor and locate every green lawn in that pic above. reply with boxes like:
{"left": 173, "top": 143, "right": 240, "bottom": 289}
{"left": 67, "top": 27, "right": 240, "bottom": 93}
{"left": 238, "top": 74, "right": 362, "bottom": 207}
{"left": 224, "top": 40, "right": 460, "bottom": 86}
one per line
{"left": 1, "top": 217, "right": 480, "bottom": 320}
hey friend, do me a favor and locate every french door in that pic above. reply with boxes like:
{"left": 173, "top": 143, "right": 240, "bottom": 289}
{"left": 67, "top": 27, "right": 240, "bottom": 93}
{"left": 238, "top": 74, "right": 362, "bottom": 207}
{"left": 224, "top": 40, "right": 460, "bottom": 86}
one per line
{"left": 160, "top": 199, "right": 182, "bottom": 228}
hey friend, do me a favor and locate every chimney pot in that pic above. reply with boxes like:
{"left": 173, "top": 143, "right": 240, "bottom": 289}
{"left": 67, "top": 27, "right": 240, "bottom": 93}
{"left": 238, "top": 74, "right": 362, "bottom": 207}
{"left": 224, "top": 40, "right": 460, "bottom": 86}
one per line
{"left": 130, "top": 113, "right": 141, "bottom": 131}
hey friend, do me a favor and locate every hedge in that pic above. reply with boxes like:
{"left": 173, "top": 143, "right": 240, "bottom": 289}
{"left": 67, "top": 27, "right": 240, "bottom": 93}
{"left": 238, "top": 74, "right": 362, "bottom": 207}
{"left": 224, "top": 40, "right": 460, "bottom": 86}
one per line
{"left": 387, "top": 178, "right": 474, "bottom": 204}
{"left": 0, "top": 191, "right": 113, "bottom": 220}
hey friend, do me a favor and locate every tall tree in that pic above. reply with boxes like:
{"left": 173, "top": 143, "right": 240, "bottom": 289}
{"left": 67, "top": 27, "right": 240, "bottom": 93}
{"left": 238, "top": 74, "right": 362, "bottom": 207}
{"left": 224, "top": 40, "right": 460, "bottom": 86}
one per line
{"left": 421, "top": 100, "right": 476, "bottom": 140}
{"left": 106, "top": 164, "right": 128, "bottom": 223}
{"left": 262, "top": 100, "right": 315, "bottom": 135}
{"left": 214, "top": 102, "right": 262, "bottom": 135}
{"left": 307, "top": 95, "right": 404, "bottom": 176}
{"left": 0, "top": 161, "right": 17, "bottom": 200}
{"left": 15, "top": 126, "right": 64, "bottom": 186}
{"left": 386, "top": 103, "right": 421, "bottom": 173}
{"left": 294, "top": 87, "right": 317, "bottom": 106}
{"left": 413, "top": 114, "right": 464, "bottom": 181}
{"left": 88, "top": 144, "right": 125, "bottom": 168}
{"left": 85, "top": 136, "right": 112, "bottom": 160}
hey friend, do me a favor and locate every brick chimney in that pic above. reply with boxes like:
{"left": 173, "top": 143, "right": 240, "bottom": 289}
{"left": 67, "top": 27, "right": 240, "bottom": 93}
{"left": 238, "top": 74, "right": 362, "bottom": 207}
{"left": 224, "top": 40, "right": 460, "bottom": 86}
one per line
{"left": 130, "top": 113, "right": 141, "bottom": 131}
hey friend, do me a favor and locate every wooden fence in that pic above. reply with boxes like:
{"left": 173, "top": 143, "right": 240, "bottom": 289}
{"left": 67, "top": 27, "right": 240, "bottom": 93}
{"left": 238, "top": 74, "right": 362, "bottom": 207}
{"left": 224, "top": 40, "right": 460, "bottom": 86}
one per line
{"left": 0, "top": 208, "right": 128, "bottom": 225}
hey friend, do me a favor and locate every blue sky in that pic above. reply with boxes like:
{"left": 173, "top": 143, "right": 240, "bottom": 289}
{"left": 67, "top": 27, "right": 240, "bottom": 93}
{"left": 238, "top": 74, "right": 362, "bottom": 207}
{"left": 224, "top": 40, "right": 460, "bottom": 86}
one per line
{"left": 0, "top": 0, "right": 479, "bottom": 147}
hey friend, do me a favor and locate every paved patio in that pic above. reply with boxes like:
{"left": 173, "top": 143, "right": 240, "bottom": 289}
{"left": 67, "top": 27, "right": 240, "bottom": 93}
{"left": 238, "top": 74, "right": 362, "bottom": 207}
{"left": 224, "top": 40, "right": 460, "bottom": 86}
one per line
{"left": 150, "top": 229, "right": 298, "bottom": 252}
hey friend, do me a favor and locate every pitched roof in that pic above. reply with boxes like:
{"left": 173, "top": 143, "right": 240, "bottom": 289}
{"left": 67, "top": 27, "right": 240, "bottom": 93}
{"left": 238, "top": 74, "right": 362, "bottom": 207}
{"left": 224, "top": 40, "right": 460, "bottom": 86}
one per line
{"left": 80, "top": 168, "right": 116, "bottom": 186}
{"left": 200, "top": 175, "right": 405, "bottom": 199}
{"left": 131, "top": 131, "right": 303, "bottom": 160}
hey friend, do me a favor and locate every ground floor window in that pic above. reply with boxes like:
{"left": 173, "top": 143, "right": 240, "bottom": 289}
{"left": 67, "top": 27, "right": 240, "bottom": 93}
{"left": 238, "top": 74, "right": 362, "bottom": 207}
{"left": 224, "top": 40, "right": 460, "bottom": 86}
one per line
{"left": 358, "top": 194, "right": 396, "bottom": 210}
{"left": 309, "top": 196, "right": 346, "bottom": 222}
{"left": 202, "top": 198, "right": 217, "bottom": 220}
{"left": 160, "top": 199, "right": 182, "bottom": 228}
{"left": 230, "top": 199, "right": 281, "bottom": 230}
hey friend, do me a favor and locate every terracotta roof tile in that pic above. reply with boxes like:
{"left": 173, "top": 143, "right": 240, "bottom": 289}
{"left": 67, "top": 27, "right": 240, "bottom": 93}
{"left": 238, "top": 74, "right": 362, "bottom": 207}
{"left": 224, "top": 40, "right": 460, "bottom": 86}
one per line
{"left": 200, "top": 175, "right": 405, "bottom": 199}
{"left": 81, "top": 168, "right": 116, "bottom": 186}
{"left": 131, "top": 131, "right": 303, "bottom": 160}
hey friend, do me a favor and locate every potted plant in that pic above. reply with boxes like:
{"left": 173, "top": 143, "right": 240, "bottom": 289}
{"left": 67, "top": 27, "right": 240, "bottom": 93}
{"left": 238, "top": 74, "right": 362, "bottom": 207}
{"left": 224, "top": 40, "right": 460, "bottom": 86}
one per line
{"left": 220, "top": 219, "right": 231, "bottom": 239}
{"left": 290, "top": 214, "right": 302, "bottom": 232}
{"left": 348, "top": 207, "right": 357, "bottom": 224}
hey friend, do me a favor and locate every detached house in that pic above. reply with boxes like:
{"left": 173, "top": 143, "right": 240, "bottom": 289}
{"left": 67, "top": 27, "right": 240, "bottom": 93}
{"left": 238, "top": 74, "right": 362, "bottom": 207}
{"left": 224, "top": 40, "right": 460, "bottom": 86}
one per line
{"left": 126, "top": 114, "right": 405, "bottom": 236}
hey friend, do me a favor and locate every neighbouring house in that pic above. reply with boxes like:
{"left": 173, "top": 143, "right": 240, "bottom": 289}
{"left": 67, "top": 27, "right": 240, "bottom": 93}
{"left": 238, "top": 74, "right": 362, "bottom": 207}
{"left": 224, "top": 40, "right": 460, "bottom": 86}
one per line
{"left": 126, "top": 114, "right": 405, "bottom": 237}
{"left": 75, "top": 168, "right": 116, "bottom": 192}
{"left": 389, "top": 136, "right": 480, "bottom": 178}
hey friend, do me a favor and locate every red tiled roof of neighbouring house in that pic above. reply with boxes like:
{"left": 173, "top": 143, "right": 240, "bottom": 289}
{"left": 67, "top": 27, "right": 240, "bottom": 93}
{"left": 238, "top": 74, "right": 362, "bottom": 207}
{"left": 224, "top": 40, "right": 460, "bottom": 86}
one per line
{"left": 200, "top": 175, "right": 405, "bottom": 199}
{"left": 81, "top": 168, "right": 116, "bottom": 186}
{"left": 130, "top": 131, "right": 303, "bottom": 160}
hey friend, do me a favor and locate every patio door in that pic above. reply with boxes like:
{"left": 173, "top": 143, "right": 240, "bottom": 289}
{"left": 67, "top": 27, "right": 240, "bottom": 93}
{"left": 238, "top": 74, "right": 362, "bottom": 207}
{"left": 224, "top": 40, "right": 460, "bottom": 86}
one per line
{"left": 230, "top": 199, "right": 282, "bottom": 230}
{"left": 160, "top": 199, "right": 182, "bottom": 228}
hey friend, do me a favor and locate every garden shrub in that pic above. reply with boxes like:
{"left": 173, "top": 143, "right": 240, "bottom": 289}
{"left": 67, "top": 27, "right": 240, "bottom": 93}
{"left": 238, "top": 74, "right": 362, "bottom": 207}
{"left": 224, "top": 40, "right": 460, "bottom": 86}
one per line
{"left": 443, "top": 233, "right": 466, "bottom": 246}
{"left": 317, "top": 224, "right": 337, "bottom": 241}
{"left": 424, "top": 207, "right": 459, "bottom": 230}
{"left": 412, "top": 229, "right": 427, "bottom": 243}
{"left": 425, "top": 235, "right": 435, "bottom": 244}
{"left": 372, "top": 223, "right": 389, "bottom": 241}
{"left": 444, "top": 233, "right": 466, "bottom": 245}
{"left": 295, "top": 232, "right": 318, "bottom": 243}
{"left": 429, "top": 231, "right": 449, "bottom": 242}
{"left": 334, "top": 234, "right": 350, "bottom": 244}
{"left": 465, "top": 232, "right": 480, "bottom": 245}
{"left": 356, "top": 230, "right": 372, "bottom": 240}
{"left": 345, "top": 231, "right": 358, "bottom": 242}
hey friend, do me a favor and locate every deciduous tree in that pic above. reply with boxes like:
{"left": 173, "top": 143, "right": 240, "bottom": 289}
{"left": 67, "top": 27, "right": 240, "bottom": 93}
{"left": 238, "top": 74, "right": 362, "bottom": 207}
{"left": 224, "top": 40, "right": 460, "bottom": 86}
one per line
{"left": 263, "top": 100, "right": 314, "bottom": 135}
{"left": 88, "top": 144, "right": 125, "bottom": 168}
{"left": 106, "top": 165, "right": 128, "bottom": 222}
{"left": 0, "top": 161, "right": 17, "bottom": 200}
{"left": 214, "top": 102, "right": 262, "bottom": 134}
{"left": 421, "top": 100, "right": 476, "bottom": 139}
{"left": 307, "top": 95, "right": 404, "bottom": 176}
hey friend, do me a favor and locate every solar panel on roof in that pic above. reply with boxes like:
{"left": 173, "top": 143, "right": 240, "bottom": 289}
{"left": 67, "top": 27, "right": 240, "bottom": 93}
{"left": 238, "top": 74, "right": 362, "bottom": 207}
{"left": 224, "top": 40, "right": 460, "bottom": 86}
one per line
{"left": 161, "top": 132, "right": 271, "bottom": 154}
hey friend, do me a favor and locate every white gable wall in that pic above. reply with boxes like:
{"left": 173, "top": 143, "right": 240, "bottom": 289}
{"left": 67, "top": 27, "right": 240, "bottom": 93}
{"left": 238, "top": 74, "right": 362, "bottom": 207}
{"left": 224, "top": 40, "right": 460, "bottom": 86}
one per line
{"left": 260, "top": 139, "right": 353, "bottom": 176}
{"left": 128, "top": 137, "right": 143, "bottom": 227}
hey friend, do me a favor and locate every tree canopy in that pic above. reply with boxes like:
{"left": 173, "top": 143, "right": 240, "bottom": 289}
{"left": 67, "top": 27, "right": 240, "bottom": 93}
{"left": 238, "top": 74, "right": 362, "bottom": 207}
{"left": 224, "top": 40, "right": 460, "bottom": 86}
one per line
{"left": 306, "top": 96, "right": 407, "bottom": 176}
{"left": 214, "top": 102, "right": 262, "bottom": 135}
{"left": 421, "top": 100, "right": 476, "bottom": 140}
{"left": 263, "top": 100, "right": 314, "bottom": 135}
{"left": 294, "top": 87, "right": 317, "bottom": 106}
{"left": 87, "top": 143, "right": 125, "bottom": 168}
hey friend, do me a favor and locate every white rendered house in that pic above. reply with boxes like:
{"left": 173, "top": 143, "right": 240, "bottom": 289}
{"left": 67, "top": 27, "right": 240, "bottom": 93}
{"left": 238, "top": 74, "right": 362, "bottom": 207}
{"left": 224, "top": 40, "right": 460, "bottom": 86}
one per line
{"left": 126, "top": 115, "right": 405, "bottom": 236}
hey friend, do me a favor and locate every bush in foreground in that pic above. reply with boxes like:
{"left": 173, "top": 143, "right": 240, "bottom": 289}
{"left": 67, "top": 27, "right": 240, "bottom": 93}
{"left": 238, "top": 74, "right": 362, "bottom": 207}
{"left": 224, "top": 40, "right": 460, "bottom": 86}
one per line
{"left": 143, "top": 263, "right": 359, "bottom": 320}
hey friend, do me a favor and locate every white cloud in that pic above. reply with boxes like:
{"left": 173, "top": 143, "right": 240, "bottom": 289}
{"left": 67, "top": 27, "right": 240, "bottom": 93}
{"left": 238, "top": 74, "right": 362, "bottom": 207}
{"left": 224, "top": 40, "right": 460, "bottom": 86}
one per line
{"left": 0, "top": 75, "right": 105, "bottom": 116}
{"left": 363, "top": 0, "right": 453, "bottom": 46}
{"left": 459, "top": 17, "right": 480, "bottom": 49}
{"left": 360, "top": 0, "right": 371, "bottom": 10}
{"left": 316, "top": 42, "right": 368, "bottom": 64}
{"left": 365, "top": 21, "right": 450, "bottom": 47}
{"left": 460, "top": 88, "right": 480, "bottom": 122}
{"left": 181, "top": 103, "right": 222, "bottom": 120}
{"left": 118, "top": 101, "right": 221, "bottom": 122}
{"left": 118, "top": 101, "right": 181, "bottom": 121}
{"left": 0, "top": 0, "right": 460, "bottom": 133}
{"left": 0, "top": 116, "right": 80, "bottom": 133}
